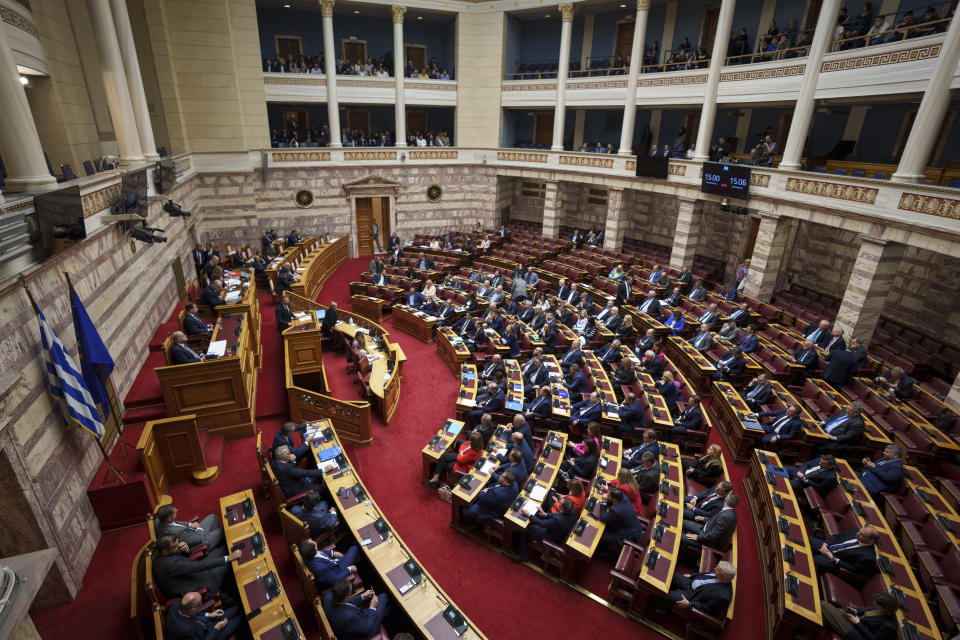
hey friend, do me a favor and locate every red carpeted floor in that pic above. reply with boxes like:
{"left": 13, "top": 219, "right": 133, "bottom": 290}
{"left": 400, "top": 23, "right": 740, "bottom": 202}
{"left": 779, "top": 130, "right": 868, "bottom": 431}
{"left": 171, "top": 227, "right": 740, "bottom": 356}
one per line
{"left": 32, "top": 256, "right": 765, "bottom": 640}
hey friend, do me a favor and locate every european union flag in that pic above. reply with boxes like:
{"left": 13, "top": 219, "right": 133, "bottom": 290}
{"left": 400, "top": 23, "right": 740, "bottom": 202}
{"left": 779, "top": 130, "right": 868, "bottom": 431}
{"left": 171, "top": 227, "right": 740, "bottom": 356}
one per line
{"left": 69, "top": 281, "right": 115, "bottom": 421}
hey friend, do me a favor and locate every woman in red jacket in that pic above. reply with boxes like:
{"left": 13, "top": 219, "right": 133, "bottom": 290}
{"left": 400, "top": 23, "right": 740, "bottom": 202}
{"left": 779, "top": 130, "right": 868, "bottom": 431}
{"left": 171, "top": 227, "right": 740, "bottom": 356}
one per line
{"left": 424, "top": 431, "right": 484, "bottom": 488}
{"left": 610, "top": 469, "right": 643, "bottom": 513}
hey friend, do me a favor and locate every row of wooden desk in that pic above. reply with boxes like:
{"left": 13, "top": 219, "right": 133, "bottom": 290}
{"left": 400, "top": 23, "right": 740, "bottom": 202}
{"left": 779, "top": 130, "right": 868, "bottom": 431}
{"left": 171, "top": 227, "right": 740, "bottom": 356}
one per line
{"left": 290, "top": 236, "right": 348, "bottom": 300}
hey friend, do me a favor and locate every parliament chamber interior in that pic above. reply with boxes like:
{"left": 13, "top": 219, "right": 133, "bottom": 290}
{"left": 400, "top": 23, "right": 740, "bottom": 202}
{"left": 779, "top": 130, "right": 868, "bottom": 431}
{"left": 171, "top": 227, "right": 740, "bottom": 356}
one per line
{"left": 2, "top": 0, "right": 960, "bottom": 638}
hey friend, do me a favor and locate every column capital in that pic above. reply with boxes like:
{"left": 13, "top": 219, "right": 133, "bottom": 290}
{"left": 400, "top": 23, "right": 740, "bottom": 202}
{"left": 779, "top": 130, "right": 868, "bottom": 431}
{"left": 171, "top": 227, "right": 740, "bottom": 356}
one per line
{"left": 391, "top": 5, "right": 406, "bottom": 23}
{"left": 637, "top": 0, "right": 651, "bottom": 11}
{"left": 559, "top": 3, "right": 575, "bottom": 22}
{"left": 319, "top": 0, "right": 335, "bottom": 18}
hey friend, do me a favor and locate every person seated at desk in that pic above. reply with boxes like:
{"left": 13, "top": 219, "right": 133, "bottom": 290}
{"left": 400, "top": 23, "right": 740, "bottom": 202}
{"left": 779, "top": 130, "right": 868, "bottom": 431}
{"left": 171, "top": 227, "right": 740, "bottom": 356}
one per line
{"left": 291, "top": 490, "right": 339, "bottom": 538}
{"left": 596, "top": 339, "right": 622, "bottom": 365}
{"left": 623, "top": 428, "right": 661, "bottom": 469}
{"left": 734, "top": 324, "right": 759, "bottom": 354}
{"left": 153, "top": 535, "right": 241, "bottom": 599}
{"left": 822, "top": 344, "right": 860, "bottom": 388}
{"left": 155, "top": 504, "right": 225, "bottom": 552}
{"left": 287, "top": 229, "right": 303, "bottom": 247}
{"left": 787, "top": 455, "right": 838, "bottom": 495}
{"left": 859, "top": 444, "right": 904, "bottom": 500}
{"left": 468, "top": 382, "right": 504, "bottom": 427}
{"left": 790, "top": 339, "right": 819, "bottom": 384}
{"left": 820, "top": 592, "right": 900, "bottom": 640}
{"left": 271, "top": 445, "right": 325, "bottom": 498}
{"left": 542, "top": 477, "right": 588, "bottom": 515}
{"left": 661, "top": 561, "right": 736, "bottom": 617}
{"left": 639, "top": 350, "right": 664, "bottom": 379}
{"left": 683, "top": 443, "right": 724, "bottom": 485}
{"left": 612, "top": 357, "right": 637, "bottom": 397}
{"left": 424, "top": 431, "right": 484, "bottom": 488}
{"left": 824, "top": 327, "right": 846, "bottom": 352}
{"left": 502, "top": 294, "right": 519, "bottom": 317}
{"left": 276, "top": 264, "right": 296, "bottom": 294}
{"left": 200, "top": 280, "right": 226, "bottom": 312}
{"left": 454, "top": 311, "right": 476, "bottom": 337}
{"left": 663, "top": 308, "right": 685, "bottom": 336}
{"left": 874, "top": 366, "right": 915, "bottom": 401}
{"left": 598, "top": 487, "right": 646, "bottom": 549}
{"left": 670, "top": 395, "right": 704, "bottom": 439}
{"left": 518, "top": 300, "right": 536, "bottom": 324}
{"left": 816, "top": 402, "right": 866, "bottom": 456}
{"left": 748, "top": 404, "right": 803, "bottom": 447}
{"left": 322, "top": 578, "right": 390, "bottom": 640}
{"left": 478, "top": 354, "right": 505, "bottom": 386}
{"left": 595, "top": 300, "right": 616, "bottom": 324}
{"left": 435, "top": 298, "right": 456, "bottom": 326}
{"left": 559, "top": 437, "right": 599, "bottom": 480}
{"left": 489, "top": 285, "right": 506, "bottom": 306}
{"left": 696, "top": 303, "right": 720, "bottom": 328}
{"left": 616, "top": 392, "right": 646, "bottom": 435}
{"left": 403, "top": 285, "right": 423, "bottom": 309}
{"left": 510, "top": 498, "right": 578, "bottom": 563}
{"left": 487, "top": 309, "right": 505, "bottom": 335}
{"left": 463, "top": 471, "right": 520, "bottom": 529}
{"left": 170, "top": 331, "right": 205, "bottom": 364}
{"left": 712, "top": 346, "right": 746, "bottom": 381}
{"left": 802, "top": 318, "right": 832, "bottom": 348}
{"left": 689, "top": 324, "right": 714, "bottom": 352}
{"left": 658, "top": 371, "right": 681, "bottom": 415}
{"left": 165, "top": 591, "right": 244, "bottom": 640}
{"left": 688, "top": 280, "right": 708, "bottom": 303}
{"left": 609, "top": 468, "right": 644, "bottom": 513}
{"left": 182, "top": 302, "right": 210, "bottom": 339}
{"left": 251, "top": 253, "right": 267, "bottom": 279}
{"left": 662, "top": 286, "right": 684, "bottom": 308}
{"left": 636, "top": 290, "right": 661, "bottom": 317}
{"left": 809, "top": 526, "right": 880, "bottom": 579}
{"left": 718, "top": 321, "right": 739, "bottom": 342}
{"left": 299, "top": 538, "right": 361, "bottom": 591}
{"left": 464, "top": 320, "right": 489, "bottom": 350}
{"left": 559, "top": 339, "right": 584, "bottom": 369}
{"left": 523, "top": 385, "right": 553, "bottom": 421}
{"left": 680, "top": 492, "right": 738, "bottom": 553}
{"left": 568, "top": 392, "right": 602, "bottom": 432}
{"left": 522, "top": 355, "right": 549, "bottom": 398}
{"left": 727, "top": 302, "right": 751, "bottom": 327}
{"left": 683, "top": 480, "right": 733, "bottom": 523}
{"left": 742, "top": 373, "right": 773, "bottom": 411}
{"left": 580, "top": 316, "right": 599, "bottom": 343}
{"left": 202, "top": 255, "right": 223, "bottom": 283}
{"left": 276, "top": 294, "right": 295, "bottom": 332}
{"left": 273, "top": 420, "right": 313, "bottom": 461}
{"left": 476, "top": 278, "right": 493, "bottom": 299}
{"left": 632, "top": 451, "right": 660, "bottom": 495}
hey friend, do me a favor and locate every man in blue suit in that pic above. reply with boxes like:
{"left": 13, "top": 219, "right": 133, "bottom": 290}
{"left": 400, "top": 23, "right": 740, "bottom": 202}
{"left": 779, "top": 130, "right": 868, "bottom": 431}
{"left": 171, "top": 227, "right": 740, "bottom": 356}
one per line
{"left": 463, "top": 471, "right": 520, "bottom": 528}
{"left": 468, "top": 382, "right": 504, "bottom": 427}
{"left": 182, "top": 302, "right": 210, "bottom": 339}
{"left": 750, "top": 404, "right": 804, "bottom": 446}
{"left": 523, "top": 385, "right": 553, "bottom": 420}
{"left": 616, "top": 392, "right": 646, "bottom": 435}
{"left": 742, "top": 373, "right": 773, "bottom": 411}
{"left": 563, "top": 364, "right": 590, "bottom": 403}
{"left": 287, "top": 229, "right": 302, "bottom": 247}
{"left": 683, "top": 480, "right": 733, "bottom": 522}
{"left": 404, "top": 285, "right": 423, "bottom": 309}
{"left": 788, "top": 455, "right": 838, "bottom": 494}
{"left": 499, "top": 432, "right": 535, "bottom": 474}
{"left": 712, "top": 347, "right": 746, "bottom": 381}
{"left": 596, "top": 339, "right": 622, "bottom": 365}
{"left": 170, "top": 332, "right": 204, "bottom": 364}
{"left": 790, "top": 340, "right": 820, "bottom": 384}
{"left": 623, "top": 429, "right": 660, "bottom": 468}
{"left": 569, "top": 392, "right": 602, "bottom": 431}
{"left": 273, "top": 421, "right": 312, "bottom": 460}
{"left": 598, "top": 488, "right": 645, "bottom": 547}
{"left": 511, "top": 498, "right": 577, "bottom": 562}
{"left": 736, "top": 325, "right": 759, "bottom": 354}
{"left": 488, "top": 310, "right": 505, "bottom": 336}
{"left": 523, "top": 355, "right": 549, "bottom": 398}
{"left": 322, "top": 579, "right": 389, "bottom": 640}
{"left": 822, "top": 345, "right": 860, "bottom": 388}
{"left": 290, "top": 490, "right": 338, "bottom": 538}
{"left": 559, "top": 340, "right": 584, "bottom": 369}
{"left": 493, "top": 448, "right": 527, "bottom": 482}
{"left": 165, "top": 592, "right": 243, "bottom": 640}
{"left": 200, "top": 280, "right": 226, "bottom": 311}
{"left": 858, "top": 444, "right": 904, "bottom": 499}
{"left": 727, "top": 302, "right": 751, "bottom": 326}
{"left": 299, "top": 539, "right": 361, "bottom": 590}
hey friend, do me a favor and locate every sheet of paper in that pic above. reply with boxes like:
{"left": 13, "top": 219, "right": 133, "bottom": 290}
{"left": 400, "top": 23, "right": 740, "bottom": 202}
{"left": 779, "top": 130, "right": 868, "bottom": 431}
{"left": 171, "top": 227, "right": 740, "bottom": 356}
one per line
{"left": 206, "top": 340, "right": 227, "bottom": 357}
{"left": 521, "top": 499, "right": 539, "bottom": 516}
{"left": 528, "top": 485, "right": 548, "bottom": 502}
{"left": 481, "top": 459, "right": 497, "bottom": 474}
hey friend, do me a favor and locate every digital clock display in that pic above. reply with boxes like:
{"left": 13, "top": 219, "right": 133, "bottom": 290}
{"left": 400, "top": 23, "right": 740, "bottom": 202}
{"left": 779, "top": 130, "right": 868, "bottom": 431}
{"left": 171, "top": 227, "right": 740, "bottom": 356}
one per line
{"left": 701, "top": 162, "right": 751, "bottom": 200}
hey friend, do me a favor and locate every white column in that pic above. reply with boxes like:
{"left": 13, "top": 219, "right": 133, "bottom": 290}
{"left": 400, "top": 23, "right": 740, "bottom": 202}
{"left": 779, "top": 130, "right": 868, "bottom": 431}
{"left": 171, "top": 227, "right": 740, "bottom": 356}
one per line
{"left": 320, "top": 0, "right": 342, "bottom": 148}
{"left": 618, "top": 0, "right": 650, "bottom": 155}
{"left": 892, "top": 14, "right": 960, "bottom": 183}
{"left": 109, "top": 0, "right": 158, "bottom": 160}
{"left": 86, "top": 0, "right": 143, "bottom": 163}
{"left": 693, "top": 0, "right": 736, "bottom": 160}
{"left": 778, "top": 0, "right": 842, "bottom": 170}
{"left": 551, "top": 4, "right": 575, "bottom": 151}
{"left": 392, "top": 6, "right": 407, "bottom": 147}
{"left": 0, "top": 29, "right": 57, "bottom": 192}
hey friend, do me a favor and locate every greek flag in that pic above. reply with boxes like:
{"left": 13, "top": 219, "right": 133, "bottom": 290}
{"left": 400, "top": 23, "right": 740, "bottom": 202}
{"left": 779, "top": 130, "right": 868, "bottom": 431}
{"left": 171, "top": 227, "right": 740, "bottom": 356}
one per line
{"left": 34, "top": 302, "right": 105, "bottom": 440}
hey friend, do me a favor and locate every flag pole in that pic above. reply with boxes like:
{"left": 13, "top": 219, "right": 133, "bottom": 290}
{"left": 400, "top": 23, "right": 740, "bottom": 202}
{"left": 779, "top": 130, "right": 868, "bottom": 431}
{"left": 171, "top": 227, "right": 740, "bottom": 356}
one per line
{"left": 22, "top": 275, "right": 125, "bottom": 485}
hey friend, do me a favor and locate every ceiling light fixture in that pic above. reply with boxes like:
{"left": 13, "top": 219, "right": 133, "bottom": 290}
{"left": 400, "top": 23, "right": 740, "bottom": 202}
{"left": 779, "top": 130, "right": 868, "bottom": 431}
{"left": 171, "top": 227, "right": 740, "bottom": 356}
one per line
{"left": 417, "top": 15, "right": 423, "bottom": 19}
{"left": 619, "top": 3, "right": 626, "bottom": 6}
{"left": 545, "top": 13, "right": 550, "bottom": 17}
{"left": 19, "top": 76, "right": 28, "bottom": 85}
{"left": 353, "top": 9, "right": 359, "bottom": 13}
{"left": 283, "top": 3, "right": 290, "bottom": 7}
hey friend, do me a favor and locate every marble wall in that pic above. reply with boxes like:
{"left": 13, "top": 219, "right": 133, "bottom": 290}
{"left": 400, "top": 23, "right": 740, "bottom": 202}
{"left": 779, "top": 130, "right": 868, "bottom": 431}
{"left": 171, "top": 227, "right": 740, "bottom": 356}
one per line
{"left": 786, "top": 221, "right": 861, "bottom": 300}
{"left": 623, "top": 189, "right": 677, "bottom": 251}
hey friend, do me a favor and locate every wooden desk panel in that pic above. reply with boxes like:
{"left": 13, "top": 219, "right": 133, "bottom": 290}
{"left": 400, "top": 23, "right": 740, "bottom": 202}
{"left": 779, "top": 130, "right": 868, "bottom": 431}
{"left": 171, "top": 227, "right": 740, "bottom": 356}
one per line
{"left": 565, "top": 438, "right": 622, "bottom": 559}
{"left": 637, "top": 443, "right": 684, "bottom": 593}
{"left": 504, "top": 432, "right": 568, "bottom": 529}
{"left": 581, "top": 352, "right": 621, "bottom": 424}
{"left": 438, "top": 328, "right": 471, "bottom": 376}
{"left": 503, "top": 360, "right": 524, "bottom": 413}
{"left": 350, "top": 295, "right": 386, "bottom": 323}
{"left": 392, "top": 304, "right": 438, "bottom": 343}
{"left": 421, "top": 419, "right": 466, "bottom": 482}
{"left": 711, "top": 382, "right": 765, "bottom": 462}
{"left": 543, "top": 355, "right": 571, "bottom": 417}
{"left": 664, "top": 337, "right": 717, "bottom": 392}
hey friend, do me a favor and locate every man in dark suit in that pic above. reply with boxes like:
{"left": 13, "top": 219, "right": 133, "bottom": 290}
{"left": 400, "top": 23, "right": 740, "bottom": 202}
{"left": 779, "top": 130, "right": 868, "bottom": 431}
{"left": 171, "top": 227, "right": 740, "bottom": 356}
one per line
{"left": 633, "top": 329, "right": 658, "bottom": 357}
{"left": 616, "top": 392, "right": 646, "bottom": 435}
{"left": 637, "top": 290, "right": 661, "bottom": 317}
{"left": 556, "top": 278, "right": 571, "bottom": 301}
{"left": 615, "top": 276, "right": 633, "bottom": 307}
{"left": 563, "top": 364, "right": 590, "bottom": 403}
{"left": 802, "top": 319, "right": 832, "bottom": 348}
{"left": 671, "top": 396, "right": 704, "bottom": 437}
{"left": 809, "top": 526, "right": 880, "bottom": 579}
{"left": 639, "top": 350, "right": 665, "bottom": 378}
{"left": 824, "top": 327, "right": 846, "bottom": 352}
{"left": 499, "top": 432, "right": 535, "bottom": 474}
{"left": 155, "top": 504, "right": 225, "bottom": 553}
{"left": 511, "top": 498, "right": 577, "bottom": 562}
{"left": 817, "top": 402, "right": 866, "bottom": 456}
{"left": 727, "top": 302, "right": 751, "bottom": 326}
{"left": 403, "top": 285, "right": 423, "bottom": 309}
{"left": 596, "top": 339, "right": 622, "bottom": 365}
{"left": 568, "top": 392, "right": 602, "bottom": 431}
{"left": 191, "top": 244, "right": 206, "bottom": 278}
{"left": 251, "top": 253, "right": 267, "bottom": 279}
{"left": 736, "top": 324, "right": 759, "bottom": 354}
{"left": 182, "top": 302, "right": 209, "bottom": 339}
{"left": 742, "top": 373, "right": 773, "bottom": 410}
{"left": 822, "top": 345, "right": 860, "bottom": 388}
{"left": 688, "top": 280, "right": 708, "bottom": 302}
{"left": 290, "top": 490, "right": 338, "bottom": 538}
{"left": 598, "top": 487, "right": 645, "bottom": 547}
{"left": 170, "top": 332, "right": 204, "bottom": 364}
{"left": 478, "top": 354, "right": 505, "bottom": 386}
{"left": 633, "top": 452, "right": 660, "bottom": 495}
{"left": 165, "top": 592, "right": 244, "bottom": 640}
{"left": 689, "top": 324, "right": 713, "bottom": 352}
{"left": 300, "top": 538, "right": 361, "bottom": 589}
{"left": 712, "top": 347, "right": 746, "bottom": 381}
{"left": 562, "top": 282, "right": 582, "bottom": 306}
{"left": 276, "top": 295, "right": 295, "bottom": 332}
{"left": 276, "top": 264, "right": 296, "bottom": 294}
{"left": 696, "top": 303, "right": 720, "bottom": 328}
{"left": 595, "top": 300, "right": 615, "bottom": 325}
{"left": 202, "top": 255, "right": 223, "bottom": 283}
{"left": 559, "top": 340, "right": 584, "bottom": 369}
{"left": 662, "top": 561, "right": 736, "bottom": 616}
{"left": 200, "top": 280, "right": 226, "bottom": 312}
{"left": 416, "top": 252, "right": 434, "bottom": 270}
{"left": 320, "top": 301, "right": 338, "bottom": 336}
{"left": 603, "top": 307, "right": 623, "bottom": 331}
{"left": 522, "top": 356, "right": 549, "bottom": 398}
{"left": 788, "top": 454, "right": 838, "bottom": 495}
{"left": 286, "top": 229, "right": 302, "bottom": 247}
{"left": 523, "top": 385, "right": 553, "bottom": 421}
{"left": 875, "top": 367, "right": 915, "bottom": 401}
{"left": 859, "top": 444, "right": 904, "bottom": 499}
{"left": 271, "top": 445, "right": 325, "bottom": 498}
{"left": 683, "top": 480, "right": 733, "bottom": 523}
{"left": 463, "top": 471, "right": 520, "bottom": 528}
{"left": 751, "top": 404, "right": 804, "bottom": 446}
{"left": 681, "top": 493, "right": 739, "bottom": 553}
{"left": 272, "top": 421, "right": 311, "bottom": 460}
{"left": 322, "top": 578, "right": 389, "bottom": 640}
{"left": 153, "top": 534, "right": 241, "bottom": 598}
{"left": 790, "top": 339, "right": 819, "bottom": 383}
{"left": 662, "top": 286, "right": 685, "bottom": 307}
{"left": 623, "top": 429, "right": 660, "bottom": 468}
{"left": 468, "top": 382, "right": 504, "bottom": 427}
{"left": 820, "top": 592, "right": 900, "bottom": 640}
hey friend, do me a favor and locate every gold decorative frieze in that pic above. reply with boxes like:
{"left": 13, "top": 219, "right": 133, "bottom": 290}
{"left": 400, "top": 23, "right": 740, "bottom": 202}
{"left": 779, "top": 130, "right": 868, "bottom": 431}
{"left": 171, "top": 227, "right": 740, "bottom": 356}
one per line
{"left": 897, "top": 192, "right": 960, "bottom": 220}
{"left": 750, "top": 174, "right": 770, "bottom": 187}
{"left": 344, "top": 151, "right": 396, "bottom": 161}
{"left": 784, "top": 177, "right": 878, "bottom": 204}
{"left": 271, "top": 151, "right": 331, "bottom": 162}
{"left": 559, "top": 155, "right": 614, "bottom": 169}
{"left": 721, "top": 65, "right": 805, "bottom": 81}
{"left": 408, "top": 150, "right": 457, "bottom": 160}
{"left": 497, "top": 152, "right": 547, "bottom": 163}
{"left": 264, "top": 76, "right": 327, "bottom": 87}
{"left": 668, "top": 164, "right": 686, "bottom": 176}
{"left": 81, "top": 184, "right": 122, "bottom": 218}
{"left": 821, "top": 44, "right": 940, "bottom": 72}
{"left": 0, "top": 5, "right": 37, "bottom": 37}
{"left": 502, "top": 82, "right": 558, "bottom": 91}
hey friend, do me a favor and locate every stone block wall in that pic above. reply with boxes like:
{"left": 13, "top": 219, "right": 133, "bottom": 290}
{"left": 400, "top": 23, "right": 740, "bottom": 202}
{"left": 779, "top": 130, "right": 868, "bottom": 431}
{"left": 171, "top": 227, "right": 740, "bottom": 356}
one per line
{"left": 557, "top": 182, "right": 608, "bottom": 232}
{"left": 507, "top": 178, "right": 544, "bottom": 224}
{"left": 886, "top": 247, "right": 960, "bottom": 346}
{"left": 786, "top": 221, "right": 860, "bottom": 300}
{"left": 0, "top": 177, "right": 196, "bottom": 607}
{"left": 623, "top": 190, "right": 677, "bottom": 251}
{"left": 696, "top": 204, "right": 753, "bottom": 284}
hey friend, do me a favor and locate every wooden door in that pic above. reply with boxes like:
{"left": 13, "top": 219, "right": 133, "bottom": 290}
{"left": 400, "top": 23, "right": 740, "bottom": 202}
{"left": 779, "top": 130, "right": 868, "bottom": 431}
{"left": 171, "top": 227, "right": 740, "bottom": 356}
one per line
{"left": 343, "top": 40, "right": 366, "bottom": 66}
{"left": 684, "top": 112, "right": 700, "bottom": 151}
{"left": 743, "top": 216, "right": 761, "bottom": 262}
{"left": 374, "top": 198, "right": 389, "bottom": 253}
{"left": 355, "top": 198, "right": 375, "bottom": 255}
{"left": 700, "top": 5, "right": 721, "bottom": 51}
{"left": 802, "top": 0, "right": 823, "bottom": 32}
{"left": 407, "top": 110, "right": 427, "bottom": 134}
{"left": 405, "top": 45, "right": 426, "bottom": 71}
{"left": 283, "top": 108, "right": 308, "bottom": 138}
{"left": 276, "top": 36, "right": 302, "bottom": 59}
{"left": 346, "top": 110, "right": 370, "bottom": 135}
{"left": 533, "top": 112, "right": 554, "bottom": 146}
{"left": 615, "top": 21, "right": 634, "bottom": 58}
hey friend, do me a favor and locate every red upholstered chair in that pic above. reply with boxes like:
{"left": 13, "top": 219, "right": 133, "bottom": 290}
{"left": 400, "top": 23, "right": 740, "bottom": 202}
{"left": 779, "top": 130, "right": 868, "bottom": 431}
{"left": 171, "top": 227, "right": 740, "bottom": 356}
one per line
{"left": 356, "top": 357, "right": 372, "bottom": 399}
{"left": 538, "top": 539, "right": 578, "bottom": 580}
{"left": 607, "top": 540, "right": 647, "bottom": 611}
{"left": 821, "top": 571, "right": 885, "bottom": 608}
{"left": 805, "top": 486, "right": 851, "bottom": 516}
{"left": 901, "top": 517, "right": 952, "bottom": 561}
{"left": 884, "top": 491, "right": 931, "bottom": 527}
{"left": 933, "top": 583, "right": 960, "bottom": 633}
{"left": 916, "top": 546, "right": 960, "bottom": 594}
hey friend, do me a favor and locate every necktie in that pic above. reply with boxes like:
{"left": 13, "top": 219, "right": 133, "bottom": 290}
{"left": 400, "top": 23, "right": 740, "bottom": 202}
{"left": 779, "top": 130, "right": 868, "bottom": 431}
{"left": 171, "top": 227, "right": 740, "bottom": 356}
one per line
{"left": 825, "top": 416, "right": 848, "bottom": 433}
{"left": 696, "top": 334, "right": 708, "bottom": 347}
{"left": 808, "top": 329, "right": 821, "bottom": 342}
{"left": 701, "top": 493, "right": 720, "bottom": 507}
{"left": 747, "top": 384, "right": 763, "bottom": 400}
{"left": 700, "top": 312, "right": 709, "bottom": 322}
{"left": 827, "top": 538, "right": 858, "bottom": 553}
{"left": 773, "top": 415, "right": 790, "bottom": 433}
{"left": 641, "top": 300, "right": 652, "bottom": 312}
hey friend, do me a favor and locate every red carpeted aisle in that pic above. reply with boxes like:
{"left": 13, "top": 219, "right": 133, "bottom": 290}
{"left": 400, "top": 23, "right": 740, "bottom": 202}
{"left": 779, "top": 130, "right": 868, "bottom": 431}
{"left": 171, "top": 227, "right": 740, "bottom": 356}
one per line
{"left": 32, "top": 256, "right": 765, "bottom": 640}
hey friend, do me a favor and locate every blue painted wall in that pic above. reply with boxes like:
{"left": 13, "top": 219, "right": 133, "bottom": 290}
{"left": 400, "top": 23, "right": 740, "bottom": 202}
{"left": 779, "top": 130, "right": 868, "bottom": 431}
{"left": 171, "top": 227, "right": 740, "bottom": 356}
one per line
{"left": 734, "top": 1, "right": 767, "bottom": 49}
{"left": 518, "top": 19, "right": 563, "bottom": 63}
{"left": 669, "top": 0, "right": 712, "bottom": 52}
{"left": 257, "top": 9, "right": 324, "bottom": 60}
{"left": 581, "top": 109, "right": 624, "bottom": 147}
{"left": 807, "top": 109, "right": 849, "bottom": 156}
{"left": 505, "top": 17, "right": 522, "bottom": 72}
